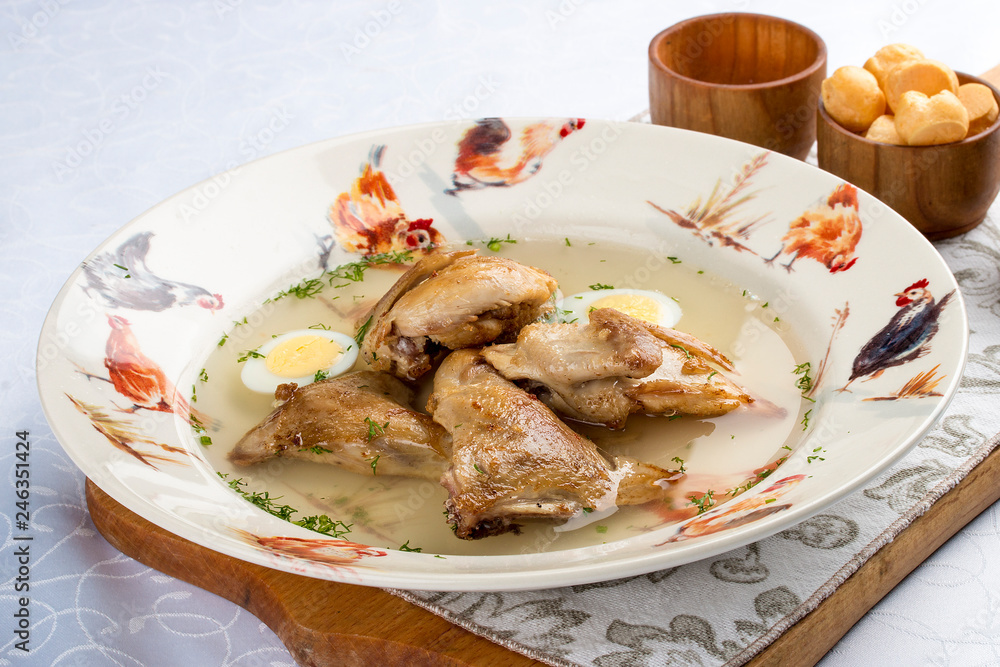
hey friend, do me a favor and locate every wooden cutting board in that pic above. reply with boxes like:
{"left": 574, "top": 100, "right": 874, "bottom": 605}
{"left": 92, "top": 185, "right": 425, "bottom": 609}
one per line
{"left": 86, "top": 442, "right": 1000, "bottom": 667}
{"left": 86, "top": 64, "right": 1000, "bottom": 667}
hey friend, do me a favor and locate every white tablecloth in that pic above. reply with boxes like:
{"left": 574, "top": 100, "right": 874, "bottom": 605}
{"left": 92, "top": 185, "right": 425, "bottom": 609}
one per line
{"left": 3, "top": 1, "right": 1000, "bottom": 665}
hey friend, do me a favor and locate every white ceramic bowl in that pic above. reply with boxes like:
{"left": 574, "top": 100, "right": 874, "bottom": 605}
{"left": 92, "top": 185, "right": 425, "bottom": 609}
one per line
{"left": 38, "top": 118, "right": 966, "bottom": 591}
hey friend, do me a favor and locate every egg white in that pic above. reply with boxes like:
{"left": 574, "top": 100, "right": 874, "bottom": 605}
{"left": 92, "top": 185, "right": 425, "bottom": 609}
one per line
{"left": 558, "top": 288, "right": 682, "bottom": 328}
{"left": 240, "top": 329, "right": 359, "bottom": 394}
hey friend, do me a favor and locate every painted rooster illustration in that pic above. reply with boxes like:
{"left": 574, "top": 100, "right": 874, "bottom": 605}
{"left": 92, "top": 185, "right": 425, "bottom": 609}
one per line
{"left": 765, "top": 184, "right": 862, "bottom": 273}
{"left": 328, "top": 145, "right": 444, "bottom": 257}
{"left": 842, "top": 279, "right": 954, "bottom": 391}
{"left": 445, "top": 117, "right": 585, "bottom": 195}
{"left": 233, "top": 530, "right": 387, "bottom": 569}
{"left": 82, "top": 231, "right": 224, "bottom": 312}
{"left": 102, "top": 314, "right": 205, "bottom": 425}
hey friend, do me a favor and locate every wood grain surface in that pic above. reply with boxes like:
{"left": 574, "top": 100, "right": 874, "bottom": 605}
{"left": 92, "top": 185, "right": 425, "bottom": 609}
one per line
{"left": 816, "top": 71, "right": 1000, "bottom": 240}
{"left": 648, "top": 13, "right": 827, "bottom": 159}
{"left": 86, "top": 442, "right": 1000, "bottom": 667}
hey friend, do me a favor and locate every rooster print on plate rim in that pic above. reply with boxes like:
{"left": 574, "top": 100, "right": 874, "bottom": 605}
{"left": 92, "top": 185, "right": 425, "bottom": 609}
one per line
{"left": 69, "top": 232, "right": 226, "bottom": 469}
{"left": 328, "top": 144, "right": 445, "bottom": 258}
{"left": 445, "top": 117, "right": 585, "bottom": 195}
{"left": 326, "top": 118, "right": 586, "bottom": 260}
{"left": 232, "top": 530, "right": 388, "bottom": 576}
{"left": 649, "top": 153, "right": 863, "bottom": 274}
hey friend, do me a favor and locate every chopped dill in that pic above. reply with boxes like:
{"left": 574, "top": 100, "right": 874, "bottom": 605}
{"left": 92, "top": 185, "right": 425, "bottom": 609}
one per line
{"left": 793, "top": 362, "right": 814, "bottom": 395}
{"left": 588, "top": 283, "right": 614, "bottom": 290}
{"left": 483, "top": 234, "right": 516, "bottom": 251}
{"left": 689, "top": 490, "right": 716, "bottom": 514}
{"left": 218, "top": 472, "right": 352, "bottom": 538}
{"left": 670, "top": 343, "right": 692, "bottom": 359}
{"left": 355, "top": 316, "right": 373, "bottom": 344}
{"left": 237, "top": 348, "right": 265, "bottom": 363}
{"left": 807, "top": 446, "right": 826, "bottom": 463}
{"left": 299, "top": 445, "right": 333, "bottom": 455}
{"left": 364, "top": 416, "right": 388, "bottom": 441}
{"left": 398, "top": 540, "right": 423, "bottom": 552}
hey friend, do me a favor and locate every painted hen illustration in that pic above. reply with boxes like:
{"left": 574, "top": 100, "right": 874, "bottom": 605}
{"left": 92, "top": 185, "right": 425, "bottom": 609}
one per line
{"left": 328, "top": 145, "right": 444, "bottom": 257}
{"left": 765, "top": 184, "right": 862, "bottom": 273}
{"left": 233, "top": 530, "right": 387, "bottom": 569}
{"left": 842, "top": 279, "right": 954, "bottom": 391}
{"left": 82, "top": 231, "right": 224, "bottom": 312}
{"left": 445, "top": 117, "right": 585, "bottom": 195}
{"left": 102, "top": 314, "right": 204, "bottom": 425}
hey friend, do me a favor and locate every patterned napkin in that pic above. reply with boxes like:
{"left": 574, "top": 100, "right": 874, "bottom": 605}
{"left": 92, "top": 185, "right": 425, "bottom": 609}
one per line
{"left": 390, "top": 154, "right": 1000, "bottom": 666}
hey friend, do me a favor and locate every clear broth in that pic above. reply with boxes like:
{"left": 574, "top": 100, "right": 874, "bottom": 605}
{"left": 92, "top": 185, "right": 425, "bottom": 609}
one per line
{"left": 197, "top": 239, "right": 807, "bottom": 556}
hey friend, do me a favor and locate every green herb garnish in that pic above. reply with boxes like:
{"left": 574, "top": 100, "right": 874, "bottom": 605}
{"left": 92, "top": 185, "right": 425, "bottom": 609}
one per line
{"left": 588, "top": 283, "right": 614, "bottom": 290}
{"left": 670, "top": 343, "right": 692, "bottom": 359}
{"left": 793, "top": 361, "right": 813, "bottom": 395}
{"left": 801, "top": 408, "right": 812, "bottom": 431}
{"left": 483, "top": 234, "right": 516, "bottom": 251}
{"left": 364, "top": 416, "right": 388, "bottom": 441}
{"left": 218, "top": 473, "right": 352, "bottom": 538}
{"left": 355, "top": 316, "right": 373, "bottom": 344}
{"left": 237, "top": 348, "right": 265, "bottom": 363}
{"left": 689, "top": 490, "right": 716, "bottom": 514}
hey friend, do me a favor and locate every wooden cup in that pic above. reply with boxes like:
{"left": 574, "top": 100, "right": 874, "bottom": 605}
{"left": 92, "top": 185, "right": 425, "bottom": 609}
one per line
{"left": 648, "top": 13, "right": 827, "bottom": 160}
{"left": 817, "top": 72, "right": 1000, "bottom": 240}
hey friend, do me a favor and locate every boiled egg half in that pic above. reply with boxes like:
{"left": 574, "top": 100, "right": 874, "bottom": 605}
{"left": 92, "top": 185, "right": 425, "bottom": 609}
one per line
{"left": 558, "top": 288, "right": 682, "bottom": 328}
{"left": 240, "top": 329, "right": 359, "bottom": 394}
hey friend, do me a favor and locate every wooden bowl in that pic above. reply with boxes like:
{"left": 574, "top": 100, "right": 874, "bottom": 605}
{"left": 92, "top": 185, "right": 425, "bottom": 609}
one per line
{"left": 648, "top": 13, "right": 827, "bottom": 160}
{"left": 817, "top": 72, "right": 1000, "bottom": 240}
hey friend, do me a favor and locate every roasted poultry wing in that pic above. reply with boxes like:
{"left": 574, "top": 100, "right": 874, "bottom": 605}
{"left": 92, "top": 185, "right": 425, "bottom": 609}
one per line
{"left": 482, "top": 308, "right": 752, "bottom": 428}
{"left": 427, "top": 349, "right": 683, "bottom": 539}
{"left": 360, "top": 250, "right": 558, "bottom": 381}
{"left": 229, "top": 371, "right": 449, "bottom": 480}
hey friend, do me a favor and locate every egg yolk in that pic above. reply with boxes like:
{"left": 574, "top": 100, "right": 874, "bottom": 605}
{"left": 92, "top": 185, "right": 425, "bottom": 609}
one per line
{"left": 265, "top": 335, "right": 343, "bottom": 378}
{"left": 590, "top": 294, "right": 662, "bottom": 324}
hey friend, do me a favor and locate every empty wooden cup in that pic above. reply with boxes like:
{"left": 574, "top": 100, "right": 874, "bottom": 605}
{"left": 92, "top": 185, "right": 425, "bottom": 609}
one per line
{"left": 649, "top": 13, "right": 827, "bottom": 160}
{"left": 817, "top": 72, "right": 1000, "bottom": 240}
